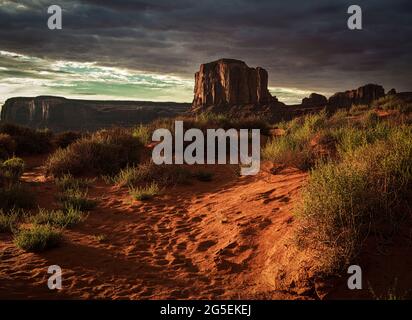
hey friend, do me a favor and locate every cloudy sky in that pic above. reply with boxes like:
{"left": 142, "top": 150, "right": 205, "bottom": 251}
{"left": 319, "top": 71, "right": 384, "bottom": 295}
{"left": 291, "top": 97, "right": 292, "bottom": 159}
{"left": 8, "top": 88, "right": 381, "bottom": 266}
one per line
{"left": 0, "top": 0, "right": 411, "bottom": 105}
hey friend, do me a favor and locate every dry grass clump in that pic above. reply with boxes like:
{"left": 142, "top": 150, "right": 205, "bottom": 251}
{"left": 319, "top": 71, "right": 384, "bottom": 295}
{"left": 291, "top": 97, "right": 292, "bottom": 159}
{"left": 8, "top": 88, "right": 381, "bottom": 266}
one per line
{"left": 129, "top": 182, "right": 160, "bottom": 201}
{"left": 296, "top": 126, "right": 412, "bottom": 274}
{"left": 263, "top": 111, "right": 328, "bottom": 169}
{"left": 14, "top": 224, "right": 62, "bottom": 252}
{"left": 45, "top": 128, "right": 144, "bottom": 177}
{"left": 31, "top": 207, "right": 85, "bottom": 229}
{"left": 114, "top": 161, "right": 191, "bottom": 188}
{"left": 0, "top": 157, "right": 34, "bottom": 210}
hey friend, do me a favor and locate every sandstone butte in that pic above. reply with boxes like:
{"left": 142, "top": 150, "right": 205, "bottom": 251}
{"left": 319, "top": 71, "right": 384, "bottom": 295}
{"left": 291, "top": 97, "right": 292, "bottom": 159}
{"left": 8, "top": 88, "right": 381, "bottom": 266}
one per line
{"left": 192, "top": 58, "right": 280, "bottom": 112}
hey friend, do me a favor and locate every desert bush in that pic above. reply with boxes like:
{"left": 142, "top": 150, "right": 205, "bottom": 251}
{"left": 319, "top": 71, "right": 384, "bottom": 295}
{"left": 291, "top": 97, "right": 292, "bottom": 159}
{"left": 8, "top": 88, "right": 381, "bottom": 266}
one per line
{"left": 114, "top": 162, "right": 191, "bottom": 187}
{"left": 0, "top": 123, "right": 53, "bottom": 154}
{"left": 195, "top": 112, "right": 232, "bottom": 129}
{"left": 262, "top": 110, "right": 399, "bottom": 170}
{"left": 1, "top": 157, "right": 25, "bottom": 186}
{"left": 262, "top": 112, "right": 327, "bottom": 169}
{"left": 301, "top": 110, "right": 328, "bottom": 134}
{"left": 31, "top": 207, "right": 84, "bottom": 228}
{"left": 360, "top": 110, "right": 379, "bottom": 127}
{"left": 14, "top": 224, "right": 62, "bottom": 252}
{"left": 0, "top": 209, "right": 18, "bottom": 233}
{"left": 373, "top": 95, "right": 412, "bottom": 114}
{"left": 129, "top": 182, "right": 160, "bottom": 201}
{"left": 297, "top": 126, "right": 412, "bottom": 273}
{"left": 0, "top": 184, "right": 35, "bottom": 210}
{"left": 45, "top": 128, "right": 143, "bottom": 177}
{"left": 349, "top": 104, "right": 370, "bottom": 115}
{"left": 0, "top": 133, "right": 16, "bottom": 160}
{"left": 53, "top": 131, "right": 83, "bottom": 149}
{"left": 133, "top": 124, "right": 152, "bottom": 145}
{"left": 328, "top": 109, "right": 350, "bottom": 127}
{"left": 55, "top": 174, "right": 93, "bottom": 191}
{"left": 331, "top": 122, "right": 393, "bottom": 156}
{"left": 59, "top": 188, "right": 96, "bottom": 211}
{"left": 262, "top": 135, "right": 315, "bottom": 170}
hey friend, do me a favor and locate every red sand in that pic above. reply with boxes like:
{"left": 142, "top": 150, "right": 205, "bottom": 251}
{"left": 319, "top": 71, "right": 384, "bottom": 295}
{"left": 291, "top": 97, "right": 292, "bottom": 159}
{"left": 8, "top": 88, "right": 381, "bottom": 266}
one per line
{"left": 1, "top": 156, "right": 411, "bottom": 299}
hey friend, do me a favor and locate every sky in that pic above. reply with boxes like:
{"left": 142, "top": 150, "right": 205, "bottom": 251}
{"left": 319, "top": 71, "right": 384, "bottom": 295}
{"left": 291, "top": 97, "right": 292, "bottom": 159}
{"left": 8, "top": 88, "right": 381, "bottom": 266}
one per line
{"left": 0, "top": 0, "right": 411, "bottom": 105}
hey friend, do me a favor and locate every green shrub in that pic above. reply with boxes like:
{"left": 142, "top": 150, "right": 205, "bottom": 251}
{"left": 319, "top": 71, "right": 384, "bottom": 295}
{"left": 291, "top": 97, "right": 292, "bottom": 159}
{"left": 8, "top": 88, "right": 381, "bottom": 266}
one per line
{"left": 0, "top": 210, "right": 18, "bottom": 233}
{"left": 14, "top": 225, "right": 62, "bottom": 252}
{"left": 373, "top": 95, "right": 412, "bottom": 114}
{"left": 133, "top": 124, "right": 151, "bottom": 145}
{"left": 301, "top": 110, "right": 328, "bottom": 133}
{"left": 53, "top": 131, "right": 83, "bottom": 149}
{"left": 55, "top": 174, "right": 93, "bottom": 191}
{"left": 129, "top": 182, "right": 160, "bottom": 201}
{"left": 0, "top": 133, "right": 16, "bottom": 160}
{"left": 350, "top": 104, "right": 370, "bottom": 115}
{"left": 328, "top": 109, "right": 350, "bottom": 127}
{"left": 31, "top": 207, "right": 85, "bottom": 228}
{"left": 45, "top": 128, "right": 143, "bottom": 177}
{"left": 1, "top": 157, "right": 25, "bottom": 185}
{"left": 59, "top": 188, "right": 96, "bottom": 211}
{"left": 297, "top": 127, "right": 412, "bottom": 273}
{"left": 114, "top": 162, "right": 191, "bottom": 187}
{"left": 262, "top": 111, "right": 328, "bottom": 170}
{"left": 262, "top": 132, "right": 314, "bottom": 170}
{"left": 331, "top": 122, "right": 393, "bottom": 156}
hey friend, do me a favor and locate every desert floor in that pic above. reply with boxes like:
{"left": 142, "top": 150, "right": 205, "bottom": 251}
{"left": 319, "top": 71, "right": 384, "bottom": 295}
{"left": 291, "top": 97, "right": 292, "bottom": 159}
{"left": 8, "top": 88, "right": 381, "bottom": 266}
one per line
{"left": 1, "top": 156, "right": 411, "bottom": 299}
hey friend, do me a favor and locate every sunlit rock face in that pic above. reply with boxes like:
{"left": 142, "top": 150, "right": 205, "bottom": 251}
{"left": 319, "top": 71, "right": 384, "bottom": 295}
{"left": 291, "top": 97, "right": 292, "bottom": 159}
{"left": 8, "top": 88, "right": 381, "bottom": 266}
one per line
{"left": 192, "top": 59, "right": 278, "bottom": 111}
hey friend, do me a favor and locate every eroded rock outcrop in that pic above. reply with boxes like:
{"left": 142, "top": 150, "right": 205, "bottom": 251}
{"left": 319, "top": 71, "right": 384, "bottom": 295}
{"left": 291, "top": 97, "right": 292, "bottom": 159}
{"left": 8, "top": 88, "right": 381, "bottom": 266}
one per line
{"left": 0, "top": 96, "right": 189, "bottom": 132}
{"left": 328, "top": 84, "right": 385, "bottom": 108}
{"left": 302, "top": 93, "right": 328, "bottom": 108}
{"left": 192, "top": 59, "right": 280, "bottom": 112}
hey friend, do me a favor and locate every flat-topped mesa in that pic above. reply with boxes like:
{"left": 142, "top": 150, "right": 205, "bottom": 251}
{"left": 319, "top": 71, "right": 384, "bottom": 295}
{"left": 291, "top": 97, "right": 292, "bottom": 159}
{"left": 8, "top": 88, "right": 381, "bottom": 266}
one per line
{"left": 328, "top": 84, "right": 385, "bottom": 108}
{"left": 0, "top": 96, "right": 189, "bottom": 132}
{"left": 192, "top": 59, "right": 276, "bottom": 111}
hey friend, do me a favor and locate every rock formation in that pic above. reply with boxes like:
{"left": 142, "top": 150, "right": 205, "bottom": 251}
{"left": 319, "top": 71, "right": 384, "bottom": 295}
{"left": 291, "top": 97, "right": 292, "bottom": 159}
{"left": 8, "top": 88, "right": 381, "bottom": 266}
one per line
{"left": 328, "top": 84, "right": 385, "bottom": 108}
{"left": 192, "top": 59, "right": 280, "bottom": 112}
{"left": 302, "top": 93, "right": 328, "bottom": 108}
{"left": 387, "top": 88, "right": 397, "bottom": 96}
{"left": 0, "top": 96, "right": 189, "bottom": 132}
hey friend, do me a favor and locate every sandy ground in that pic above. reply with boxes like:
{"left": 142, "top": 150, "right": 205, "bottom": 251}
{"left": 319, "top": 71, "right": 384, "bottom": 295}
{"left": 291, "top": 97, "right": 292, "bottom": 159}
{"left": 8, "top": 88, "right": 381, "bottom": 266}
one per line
{"left": 1, "top": 156, "right": 411, "bottom": 299}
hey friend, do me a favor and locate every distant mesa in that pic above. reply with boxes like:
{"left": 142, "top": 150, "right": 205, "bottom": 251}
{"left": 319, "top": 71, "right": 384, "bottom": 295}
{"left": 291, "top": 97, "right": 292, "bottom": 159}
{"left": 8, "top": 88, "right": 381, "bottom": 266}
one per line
{"left": 191, "top": 58, "right": 284, "bottom": 113}
{"left": 327, "top": 84, "right": 385, "bottom": 108}
{"left": 387, "top": 88, "right": 397, "bottom": 96}
{"left": 0, "top": 96, "right": 189, "bottom": 132}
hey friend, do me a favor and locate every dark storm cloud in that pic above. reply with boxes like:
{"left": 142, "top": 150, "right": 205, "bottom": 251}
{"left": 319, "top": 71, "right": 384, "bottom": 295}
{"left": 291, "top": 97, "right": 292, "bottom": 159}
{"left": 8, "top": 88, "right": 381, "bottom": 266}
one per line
{"left": 1, "top": 0, "right": 411, "bottom": 94}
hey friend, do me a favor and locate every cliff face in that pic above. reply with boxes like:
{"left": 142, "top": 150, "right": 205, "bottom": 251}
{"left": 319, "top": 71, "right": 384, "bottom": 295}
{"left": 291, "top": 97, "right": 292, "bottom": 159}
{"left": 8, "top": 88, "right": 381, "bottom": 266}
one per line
{"left": 0, "top": 96, "right": 189, "bottom": 132}
{"left": 328, "top": 84, "right": 385, "bottom": 108}
{"left": 192, "top": 59, "right": 277, "bottom": 111}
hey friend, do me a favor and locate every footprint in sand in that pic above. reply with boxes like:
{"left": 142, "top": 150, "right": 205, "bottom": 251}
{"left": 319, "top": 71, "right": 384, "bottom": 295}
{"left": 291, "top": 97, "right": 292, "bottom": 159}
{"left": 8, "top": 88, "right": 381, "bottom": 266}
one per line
{"left": 197, "top": 240, "right": 217, "bottom": 252}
